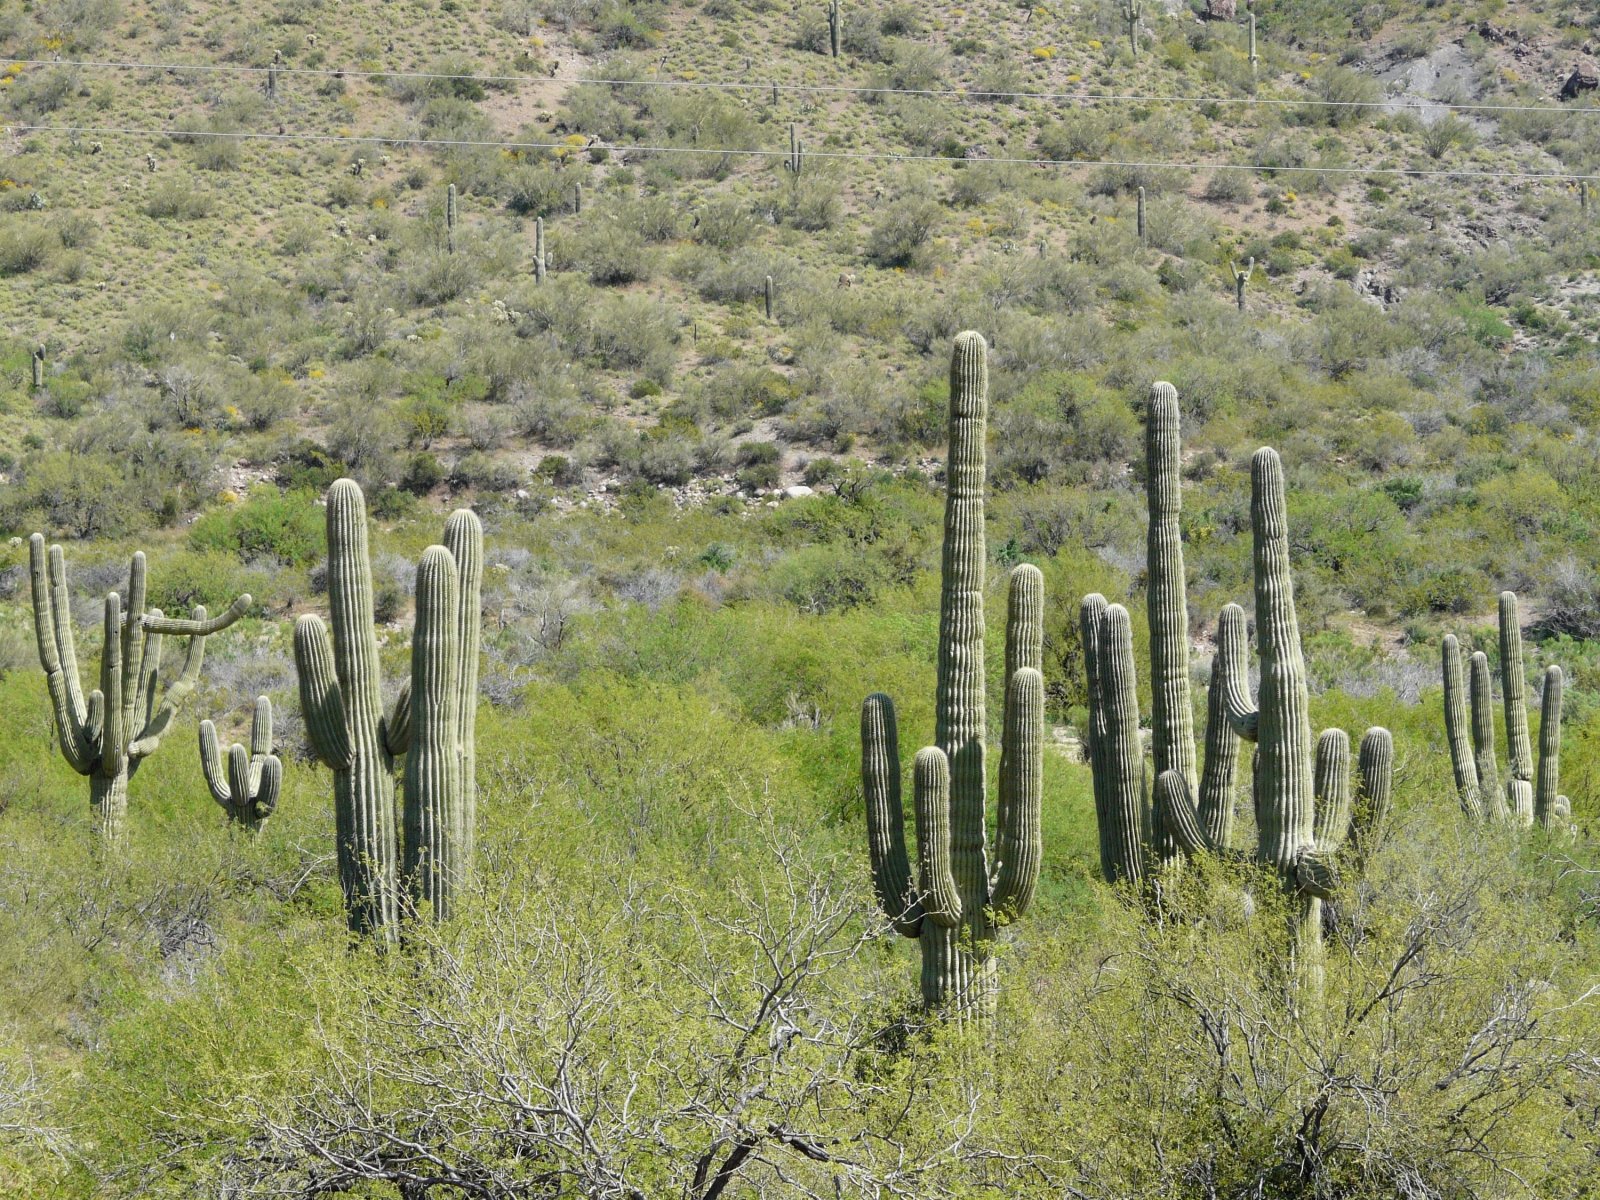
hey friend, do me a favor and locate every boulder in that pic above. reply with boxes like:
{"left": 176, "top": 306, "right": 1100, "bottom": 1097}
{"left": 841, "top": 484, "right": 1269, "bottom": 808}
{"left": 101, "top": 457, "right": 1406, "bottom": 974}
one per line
{"left": 1560, "top": 58, "right": 1599, "bottom": 101}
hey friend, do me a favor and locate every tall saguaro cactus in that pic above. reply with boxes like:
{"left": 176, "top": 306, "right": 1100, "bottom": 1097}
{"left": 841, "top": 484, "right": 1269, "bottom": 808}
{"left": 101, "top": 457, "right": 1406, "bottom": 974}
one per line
{"left": 199, "top": 697, "right": 282, "bottom": 831}
{"left": 1440, "top": 593, "right": 1567, "bottom": 829}
{"left": 294, "top": 481, "right": 483, "bottom": 935}
{"left": 446, "top": 183, "right": 458, "bottom": 254}
{"left": 861, "top": 332, "right": 1044, "bottom": 1016}
{"left": 828, "top": 0, "right": 841, "bottom": 57}
{"left": 29, "top": 535, "right": 251, "bottom": 843}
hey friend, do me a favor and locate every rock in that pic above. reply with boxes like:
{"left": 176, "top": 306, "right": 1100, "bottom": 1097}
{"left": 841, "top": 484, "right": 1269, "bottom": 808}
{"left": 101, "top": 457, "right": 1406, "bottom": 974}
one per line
{"left": 1204, "top": 0, "right": 1236, "bottom": 19}
{"left": 1560, "top": 58, "right": 1599, "bottom": 101}
{"left": 782, "top": 485, "right": 815, "bottom": 499}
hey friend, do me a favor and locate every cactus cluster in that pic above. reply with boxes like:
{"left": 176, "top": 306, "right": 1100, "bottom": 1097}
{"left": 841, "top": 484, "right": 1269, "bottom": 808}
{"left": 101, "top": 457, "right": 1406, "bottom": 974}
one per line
{"left": 294, "top": 480, "right": 483, "bottom": 933}
{"left": 28, "top": 535, "right": 251, "bottom": 843}
{"left": 861, "top": 333, "right": 1044, "bottom": 1016}
{"left": 1082, "top": 389, "right": 1392, "bottom": 988}
{"left": 199, "top": 697, "right": 282, "bottom": 832}
{"left": 1441, "top": 594, "right": 1567, "bottom": 828}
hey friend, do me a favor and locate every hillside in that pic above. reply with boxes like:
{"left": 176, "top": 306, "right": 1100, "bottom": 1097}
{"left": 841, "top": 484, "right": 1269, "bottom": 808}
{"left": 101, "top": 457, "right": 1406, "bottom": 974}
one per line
{"left": 1, "top": 0, "right": 1600, "bottom": 1196}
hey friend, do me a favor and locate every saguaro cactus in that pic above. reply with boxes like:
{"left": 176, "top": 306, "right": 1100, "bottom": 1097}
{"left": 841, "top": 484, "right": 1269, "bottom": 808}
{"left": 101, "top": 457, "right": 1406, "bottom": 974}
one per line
{"left": 293, "top": 480, "right": 483, "bottom": 935}
{"left": 1441, "top": 634, "right": 1484, "bottom": 820}
{"left": 787, "top": 123, "right": 803, "bottom": 175}
{"left": 534, "top": 217, "right": 547, "bottom": 284}
{"left": 1123, "top": 0, "right": 1141, "bottom": 56}
{"left": 1498, "top": 591, "right": 1534, "bottom": 826}
{"left": 1535, "top": 665, "right": 1568, "bottom": 828}
{"left": 1136, "top": 185, "right": 1147, "bottom": 245}
{"left": 29, "top": 535, "right": 251, "bottom": 843}
{"left": 861, "top": 332, "right": 1044, "bottom": 1016}
{"left": 199, "top": 697, "right": 282, "bottom": 831}
{"left": 764, "top": 273, "right": 775, "bottom": 321}
{"left": 828, "top": 0, "right": 841, "bottom": 57}
{"left": 446, "top": 183, "right": 458, "bottom": 253}
{"left": 1230, "top": 257, "right": 1254, "bottom": 311}
{"left": 31, "top": 344, "right": 43, "bottom": 390}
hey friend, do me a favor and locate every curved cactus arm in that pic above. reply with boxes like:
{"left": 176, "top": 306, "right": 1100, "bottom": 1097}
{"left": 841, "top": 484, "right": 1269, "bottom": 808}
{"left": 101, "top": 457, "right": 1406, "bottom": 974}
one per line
{"left": 294, "top": 615, "right": 354, "bottom": 771}
{"left": 1198, "top": 612, "right": 1245, "bottom": 850}
{"left": 1215, "top": 603, "right": 1259, "bottom": 742}
{"left": 1498, "top": 592, "right": 1534, "bottom": 789}
{"left": 1155, "top": 769, "right": 1209, "bottom": 858}
{"left": 1097, "top": 604, "right": 1146, "bottom": 887}
{"left": 1442, "top": 635, "right": 1483, "bottom": 820}
{"left": 383, "top": 680, "right": 412, "bottom": 757}
{"left": 1350, "top": 727, "right": 1393, "bottom": 861}
{"left": 142, "top": 594, "right": 254, "bottom": 636}
{"left": 990, "top": 666, "right": 1044, "bottom": 923}
{"left": 1469, "top": 650, "right": 1506, "bottom": 820}
{"left": 133, "top": 623, "right": 162, "bottom": 736}
{"left": 100, "top": 593, "right": 127, "bottom": 778}
{"left": 1312, "top": 729, "right": 1352, "bottom": 853}
{"left": 198, "top": 720, "right": 234, "bottom": 808}
{"left": 131, "top": 607, "right": 209, "bottom": 756}
{"left": 1535, "top": 665, "right": 1563, "bottom": 829}
{"left": 29, "top": 536, "right": 97, "bottom": 773}
{"left": 254, "top": 754, "right": 282, "bottom": 822}
{"left": 861, "top": 693, "right": 922, "bottom": 938}
{"left": 912, "top": 747, "right": 961, "bottom": 929}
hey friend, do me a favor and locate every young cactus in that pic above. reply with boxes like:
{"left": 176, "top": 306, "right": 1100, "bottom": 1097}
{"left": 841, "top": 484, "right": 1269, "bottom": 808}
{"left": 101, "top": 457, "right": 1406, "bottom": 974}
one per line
{"left": 199, "top": 697, "right": 282, "bottom": 831}
{"left": 861, "top": 333, "right": 1044, "bottom": 1017}
{"left": 29, "top": 535, "right": 251, "bottom": 844}
{"left": 293, "top": 481, "right": 483, "bottom": 935}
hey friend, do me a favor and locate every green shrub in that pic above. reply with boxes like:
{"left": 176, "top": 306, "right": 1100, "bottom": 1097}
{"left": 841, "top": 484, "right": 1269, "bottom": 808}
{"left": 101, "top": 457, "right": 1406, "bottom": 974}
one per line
{"left": 188, "top": 488, "right": 324, "bottom": 566}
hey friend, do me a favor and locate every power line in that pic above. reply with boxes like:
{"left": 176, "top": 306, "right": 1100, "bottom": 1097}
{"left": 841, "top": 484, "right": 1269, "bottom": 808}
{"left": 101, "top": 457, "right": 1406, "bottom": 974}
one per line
{"left": 10, "top": 55, "right": 1600, "bottom": 118}
{"left": 18, "top": 122, "right": 1600, "bottom": 181}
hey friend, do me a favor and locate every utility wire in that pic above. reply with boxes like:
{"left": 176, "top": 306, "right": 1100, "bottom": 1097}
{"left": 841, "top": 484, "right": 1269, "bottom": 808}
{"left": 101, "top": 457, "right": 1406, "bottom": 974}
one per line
{"left": 17, "top": 122, "right": 1600, "bottom": 181}
{"left": 9, "top": 55, "right": 1600, "bottom": 117}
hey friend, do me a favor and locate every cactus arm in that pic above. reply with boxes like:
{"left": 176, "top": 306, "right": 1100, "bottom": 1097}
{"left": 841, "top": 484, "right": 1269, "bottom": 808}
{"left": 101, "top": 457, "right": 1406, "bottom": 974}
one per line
{"left": 294, "top": 615, "right": 353, "bottom": 771}
{"left": 45, "top": 543, "right": 92, "bottom": 729}
{"left": 251, "top": 696, "right": 273, "bottom": 758}
{"left": 1145, "top": 382, "right": 1198, "bottom": 818}
{"left": 1198, "top": 611, "right": 1245, "bottom": 849}
{"left": 403, "top": 545, "right": 464, "bottom": 919}
{"left": 227, "top": 743, "right": 253, "bottom": 823}
{"left": 912, "top": 747, "right": 961, "bottom": 928}
{"left": 131, "top": 608, "right": 209, "bottom": 756}
{"left": 861, "top": 693, "right": 922, "bottom": 938}
{"left": 198, "top": 720, "right": 233, "bottom": 808}
{"left": 100, "top": 593, "right": 127, "bottom": 778}
{"left": 1469, "top": 650, "right": 1506, "bottom": 820}
{"left": 29, "top": 536, "right": 97, "bottom": 772}
{"left": 1498, "top": 592, "right": 1534, "bottom": 786}
{"left": 1215, "top": 603, "right": 1259, "bottom": 742}
{"left": 1350, "top": 727, "right": 1394, "bottom": 861}
{"left": 1004, "top": 563, "right": 1044, "bottom": 679}
{"left": 990, "top": 666, "right": 1044, "bottom": 923}
{"left": 1155, "top": 769, "right": 1209, "bottom": 858}
{"left": 1441, "top": 636, "right": 1483, "bottom": 820}
{"left": 120, "top": 553, "right": 149, "bottom": 749}
{"left": 1535, "top": 666, "right": 1563, "bottom": 829}
{"left": 444, "top": 508, "right": 483, "bottom": 870}
{"left": 131, "top": 617, "right": 162, "bottom": 735}
{"left": 142, "top": 595, "right": 253, "bottom": 635}
{"left": 1097, "top": 604, "right": 1146, "bottom": 886}
{"left": 1311, "top": 729, "right": 1352, "bottom": 853}
{"left": 383, "top": 680, "right": 412, "bottom": 757}
{"left": 254, "top": 754, "right": 282, "bottom": 823}
{"left": 1080, "top": 593, "right": 1110, "bottom": 854}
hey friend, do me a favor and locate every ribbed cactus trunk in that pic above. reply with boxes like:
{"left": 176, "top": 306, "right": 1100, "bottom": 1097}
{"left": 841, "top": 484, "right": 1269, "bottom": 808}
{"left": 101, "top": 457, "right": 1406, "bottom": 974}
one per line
{"left": 404, "top": 547, "right": 463, "bottom": 918}
{"left": 446, "top": 184, "right": 458, "bottom": 254}
{"left": 28, "top": 535, "right": 250, "bottom": 846}
{"left": 1145, "top": 382, "right": 1196, "bottom": 867}
{"left": 1094, "top": 603, "right": 1146, "bottom": 886}
{"left": 1469, "top": 650, "right": 1506, "bottom": 821}
{"left": 1535, "top": 665, "right": 1566, "bottom": 828}
{"left": 860, "top": 333, "right": 1044, "bottom": 1018}
{"left": 534, "top": 217, "right": 547, "bottom": 284}
{"left": 1441, "top": 635, "right": 1483, "bottom": 820}
{"left": 444, "top": 511, "right": 483, "bottom": 881}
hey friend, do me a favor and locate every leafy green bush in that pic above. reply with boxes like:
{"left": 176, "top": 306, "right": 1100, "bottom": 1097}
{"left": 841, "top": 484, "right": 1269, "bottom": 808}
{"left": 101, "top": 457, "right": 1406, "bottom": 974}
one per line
{"left": 188, "top": 488, "right": 324, "bottom": 566}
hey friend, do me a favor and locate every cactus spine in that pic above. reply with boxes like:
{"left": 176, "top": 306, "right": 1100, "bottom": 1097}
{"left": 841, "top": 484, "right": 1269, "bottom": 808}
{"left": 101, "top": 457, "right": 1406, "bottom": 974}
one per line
{"left": 293, "top": 480, "right": 483, "bottom": 935}
{"left": 199, "top": 697, "right": 282, "bottom": 831}
{"left": 28, "top": 535, "right": 251, "bottom": 843}
{"left": 860, "top": 332, "right": 1044, "bottom": 1016}
{"left": 828, "top": 0, "right": 841, "bottom": 57}
{"left": 534, "top": 217, "right": 547, "bottom": 284}
{"left": 446, "top": 183, "right": 457, "bottom": 253}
